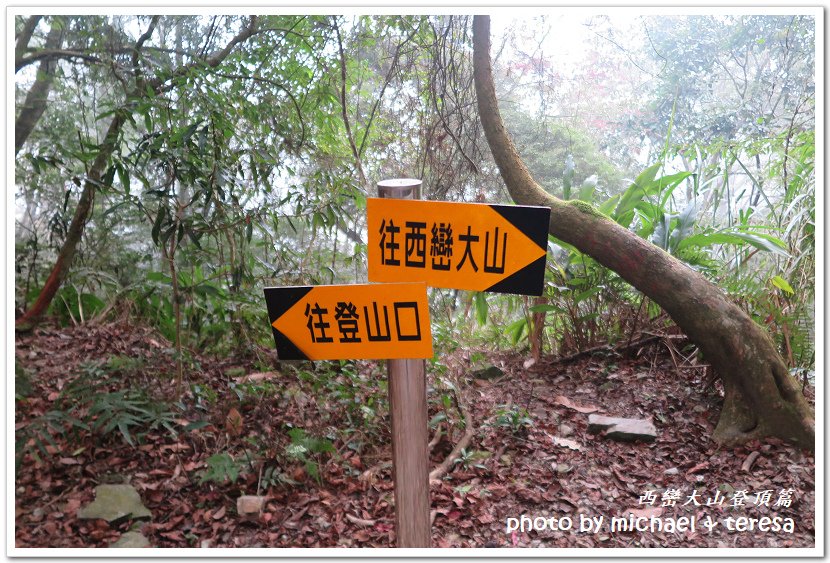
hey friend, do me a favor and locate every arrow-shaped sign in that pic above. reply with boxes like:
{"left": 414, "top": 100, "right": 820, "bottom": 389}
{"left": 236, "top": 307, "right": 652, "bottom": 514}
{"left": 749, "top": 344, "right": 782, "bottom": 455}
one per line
{"left": 367, "top": 198, "right": 550, "bottom": 295}
{"left": 263, "top": 283, "right": 433, "bottom": 361}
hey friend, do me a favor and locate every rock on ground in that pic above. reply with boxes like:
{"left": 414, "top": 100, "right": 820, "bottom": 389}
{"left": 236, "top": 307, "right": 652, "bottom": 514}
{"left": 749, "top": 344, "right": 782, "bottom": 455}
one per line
{"left": 78, "top": 484, "right": 152, "bottom": 523}
{"left": 587, "top": 414, "right": 657, "bottom": 442}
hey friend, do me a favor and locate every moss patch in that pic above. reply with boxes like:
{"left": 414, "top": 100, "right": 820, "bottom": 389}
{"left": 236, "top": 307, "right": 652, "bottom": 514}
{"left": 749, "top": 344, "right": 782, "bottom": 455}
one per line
{"left": 565, "top": 199, "right": 608, "bottom": 219}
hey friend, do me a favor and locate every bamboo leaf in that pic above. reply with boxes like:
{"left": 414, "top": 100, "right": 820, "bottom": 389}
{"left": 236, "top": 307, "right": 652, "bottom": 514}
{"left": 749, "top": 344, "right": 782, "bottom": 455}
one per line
{"left": 771, "top": 275, "right": 795, "bottom": 295}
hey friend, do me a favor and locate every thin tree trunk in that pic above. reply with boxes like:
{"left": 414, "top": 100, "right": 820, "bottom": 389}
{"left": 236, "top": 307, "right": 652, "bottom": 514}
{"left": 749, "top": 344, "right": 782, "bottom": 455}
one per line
{"left": 472, "top": 16, "right": 813, "bottom": 450}
{"left": 15, "top": 18, "right": 63, "bottom": 155}
{"left": 16, "top": 112, "right": 125, "bottom": 330}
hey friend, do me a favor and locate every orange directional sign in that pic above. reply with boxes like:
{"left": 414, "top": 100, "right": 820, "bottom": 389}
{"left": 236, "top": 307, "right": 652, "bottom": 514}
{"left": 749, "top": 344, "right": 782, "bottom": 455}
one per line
{"left": 367, "top": 198, "right": 550, "bottom": 295}
{"left": 264, "top": 283, "right": 433, "bottom": 361}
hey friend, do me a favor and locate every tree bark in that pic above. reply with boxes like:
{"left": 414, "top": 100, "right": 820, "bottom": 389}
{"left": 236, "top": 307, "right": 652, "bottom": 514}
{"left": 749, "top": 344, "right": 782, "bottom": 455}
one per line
{"left": 472, "top": 16, "right": 813, "bottom": 450}
{"left": 16, "top": 16, "right": 259, "bottom": 332}
{"left": 15, "top": 17, "right": 63, "bottom": 155}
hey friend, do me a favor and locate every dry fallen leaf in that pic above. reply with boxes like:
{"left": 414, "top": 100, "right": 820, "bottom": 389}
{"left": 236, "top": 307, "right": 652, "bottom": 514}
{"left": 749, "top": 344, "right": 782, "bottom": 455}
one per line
{"left": 686, "top": 461, "right": 710, "bottom": 475}
{"left": 235, "top": 371, "right": 280, "bottom": 383}
{"left": 550, "top": 434, "right": 582, "bottom": 451}
{"left": 624, "top": 506, "right": 663, "bottom": 519}
{"left": 225, "top": 407, "right": 243, "bottom": 436}
{"left": 554, "top": 395, "right": 599, "bottom": 414}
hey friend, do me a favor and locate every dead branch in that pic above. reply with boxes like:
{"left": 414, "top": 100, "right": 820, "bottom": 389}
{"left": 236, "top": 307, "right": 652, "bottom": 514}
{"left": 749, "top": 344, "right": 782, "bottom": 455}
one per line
{"left": 741, "top": 451, "right": 761, "bottom": 473}
{"left": 429, "top": 394, "right": 474, "bottom": 483}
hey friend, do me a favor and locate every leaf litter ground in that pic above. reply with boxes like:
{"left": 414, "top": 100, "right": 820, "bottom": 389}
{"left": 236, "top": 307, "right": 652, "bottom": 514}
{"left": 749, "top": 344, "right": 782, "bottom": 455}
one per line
{"left": 14, "top": 321, "right": 815, "bottom": 549}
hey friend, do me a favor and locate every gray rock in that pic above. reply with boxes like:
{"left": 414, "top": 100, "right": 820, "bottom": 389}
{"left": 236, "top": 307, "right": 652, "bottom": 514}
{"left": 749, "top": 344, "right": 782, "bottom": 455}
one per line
{"left": 78, "top": 484, "right": 151, "bottom": 522}
{"left": 558, "top": 424, "right": 574, "bottom": 437}
{"left": 110, "top": 531, "right": 150, "bottom": 548}
{"left": 472, "top": 365, "right": 504, "bottom": 380}
{"left": 587, "top": 414, "right": 657, "bottom": 442}
{"left": 664, "top": 467, "right": 680, "bottom": 476}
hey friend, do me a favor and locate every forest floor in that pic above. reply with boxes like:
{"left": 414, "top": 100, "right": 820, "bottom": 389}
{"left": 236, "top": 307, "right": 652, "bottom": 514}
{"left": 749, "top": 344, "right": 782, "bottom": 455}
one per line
{"left": 14, "top": 320, "right": 816, "bottom": 550}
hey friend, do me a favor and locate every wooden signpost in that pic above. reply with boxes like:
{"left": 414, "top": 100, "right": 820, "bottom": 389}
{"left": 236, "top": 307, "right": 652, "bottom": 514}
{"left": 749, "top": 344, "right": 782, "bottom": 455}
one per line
{"left": 264, "top": 178, "right": 550, "bottom": 548}
{"left": 367, "top": 198, "right": 551, "bottom": 295}
{"left": 375, "top": 179, "right": 431, "bottom": 548}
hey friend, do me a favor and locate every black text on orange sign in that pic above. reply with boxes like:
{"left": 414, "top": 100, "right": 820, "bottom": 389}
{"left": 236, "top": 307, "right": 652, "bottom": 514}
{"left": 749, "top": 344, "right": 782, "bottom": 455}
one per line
{"left": 263, "top": 283, "right": 433, "bottom": 361}
{"left": 367, "top": 199, "right": 550, "bottom": 295}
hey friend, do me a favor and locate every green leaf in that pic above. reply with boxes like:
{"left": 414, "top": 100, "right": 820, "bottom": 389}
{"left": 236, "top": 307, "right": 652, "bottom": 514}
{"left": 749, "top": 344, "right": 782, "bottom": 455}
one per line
{"left": 612, "top": 163, "right": 661, "bottom": 227}
{"left": 673, "top": 202, "right": 697, "bottom": 246}
{"left": 633, "top": 162, "right": 661, "bottom": 188}
{"left": 505, "top": 318, "right": 527, "bottom": 345}
{"left": 651, "top": 213, "right": 673, "bottom": 250}
{"left": 677, "top": 230, "right": 789, "bottom": 255}
{"left": 117, "top": 165, "right": 130, "bottom": 194}
{"left": 147, "top": 271, "right": 172, "bottom": 283}
{"left": 771, "top": 275, "right": 795, "bottom": 295}
{"left": 151, "top": 206, "right": 168, "bottom": 246}
{"left": 474, "top": 292, "right": 488, "bottom": 326}
{"left": 573, "top": 287, "right": 601, "bottom": 303}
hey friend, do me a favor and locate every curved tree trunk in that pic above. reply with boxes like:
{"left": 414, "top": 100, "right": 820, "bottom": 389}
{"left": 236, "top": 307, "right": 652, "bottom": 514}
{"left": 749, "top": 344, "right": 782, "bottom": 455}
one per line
{"left": 472, "top": 16, "right": 813, "bottom": 450}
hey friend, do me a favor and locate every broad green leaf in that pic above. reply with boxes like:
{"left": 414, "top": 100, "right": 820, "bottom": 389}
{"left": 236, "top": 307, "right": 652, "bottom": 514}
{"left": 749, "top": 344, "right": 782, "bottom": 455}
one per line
{"left": 677, "top": 230, "right": 789, "bottom": 255}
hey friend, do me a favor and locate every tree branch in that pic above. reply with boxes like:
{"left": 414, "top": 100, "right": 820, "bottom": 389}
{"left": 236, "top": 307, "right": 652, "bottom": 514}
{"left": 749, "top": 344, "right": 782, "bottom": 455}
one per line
{"left": 357, "top": 24, "right": 419, "bottom": 158}
{"left": 131, "top": 15, "right": 160, "bottom": 88}
{"left": 16, "top": 48, "right": 104, "bottom": 72}
{"left": 333, "top": 18, "right": 368, "bottom": 190}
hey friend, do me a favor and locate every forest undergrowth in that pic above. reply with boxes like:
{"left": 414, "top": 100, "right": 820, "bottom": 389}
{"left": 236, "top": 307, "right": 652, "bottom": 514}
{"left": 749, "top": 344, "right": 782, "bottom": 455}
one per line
{"left": 14, "top": 319, "right": 815, "bottom": 548}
